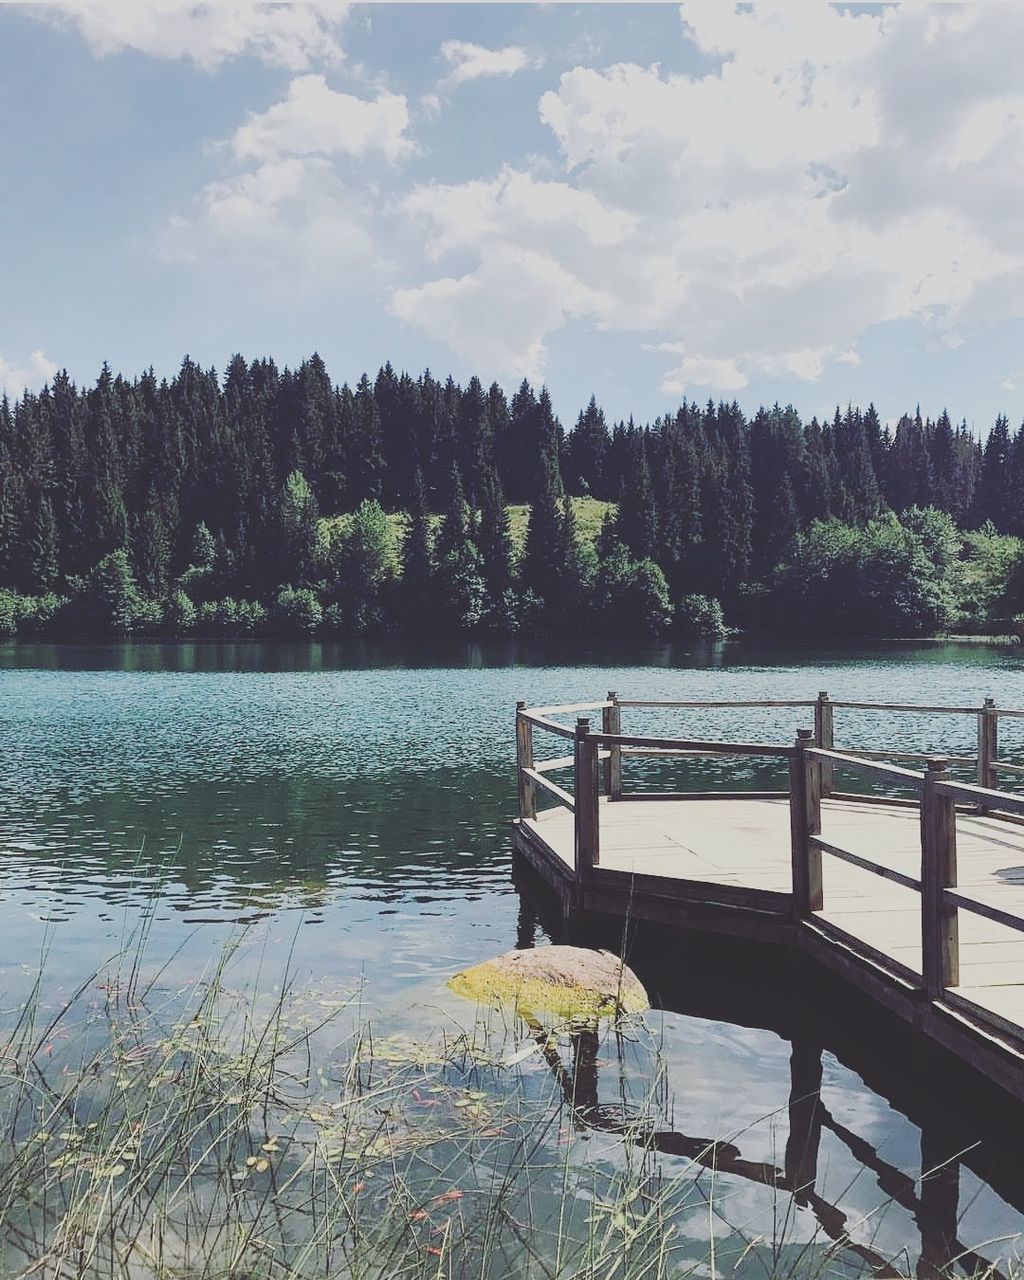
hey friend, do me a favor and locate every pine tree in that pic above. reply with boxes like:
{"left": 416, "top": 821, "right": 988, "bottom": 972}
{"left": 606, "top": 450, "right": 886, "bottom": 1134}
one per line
{"left": 136, "top": 505, "right": 171, "bottom": 597}
{"left": 27, "top": 494, "right": 59, "bottom": 593}
{"left": 565, "top": 395, "right": 608, "bottom": 497}
{"left": 477, "top": 469, "right": 512, "bottom": 598}
{"left": 520, "top": 456, "right": 566, "bottom": 607}
{"left": 401, "top": 469, "right": 434, "bottom": 621}
{"left": 278, "top": 470, "right": 320, "bottom": 586}
{"left": 975, "top": 415, "right": 1012, "bottom": 530}
{"left": 617, "top": 431, "right": 658, "bottom": 562}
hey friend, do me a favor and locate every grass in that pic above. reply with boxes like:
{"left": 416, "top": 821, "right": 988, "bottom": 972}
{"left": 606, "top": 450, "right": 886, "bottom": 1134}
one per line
{"left": 0, "top": 923, "right": 1017, "bottom": 1280}
{"left": 321, "top": 497, "right": 615, "bottom": 574}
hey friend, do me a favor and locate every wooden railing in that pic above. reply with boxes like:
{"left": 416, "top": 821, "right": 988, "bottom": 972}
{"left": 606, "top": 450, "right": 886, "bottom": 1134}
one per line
{"left": 517, "top": 691, "right": 1024, "bottom": 815}
{"left": 793, "top": 740, "right": 1024, "bottom": 1012}
{"left": 515, "top": 693, "right": 1024, "bottom": 1015}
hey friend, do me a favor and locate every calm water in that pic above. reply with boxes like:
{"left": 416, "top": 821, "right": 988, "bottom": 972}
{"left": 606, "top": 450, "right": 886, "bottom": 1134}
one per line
{"left": 3, "top": 635, "right": 1024, "bottom": 1268}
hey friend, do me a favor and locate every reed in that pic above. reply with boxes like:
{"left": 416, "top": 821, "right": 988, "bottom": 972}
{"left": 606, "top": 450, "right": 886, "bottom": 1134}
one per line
{"left": 0, "top": 924, "right": 1015, "bottom": 1280}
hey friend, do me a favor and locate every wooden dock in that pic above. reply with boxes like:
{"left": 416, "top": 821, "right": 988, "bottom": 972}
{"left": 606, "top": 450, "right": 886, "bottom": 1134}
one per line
{"left": 512, "top": 693, "right": 1024, "bottom": 1102}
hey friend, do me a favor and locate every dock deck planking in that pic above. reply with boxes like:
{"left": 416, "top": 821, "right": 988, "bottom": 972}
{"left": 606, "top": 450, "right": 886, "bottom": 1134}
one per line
{"left": 522, "top": 796, "right": 1024, "bottom": 1044}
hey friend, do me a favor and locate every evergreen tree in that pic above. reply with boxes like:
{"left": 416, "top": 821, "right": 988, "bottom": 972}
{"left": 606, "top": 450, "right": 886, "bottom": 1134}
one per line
{"left": 136, "top": 505, "right": 171, "bottom": 597}
{"left": 477, "top": 469, "right": 513, "bottom": 598}
{"left": 976, "top": 415, "right": 1013, "bottom": 530}
{"left": 401, "top": 469, "right": 434, "bottom": 622}
{"left": 565, "top": 395, "right": 609, "bottom": 497}
{"left": 27, "top": 494, "right": 59, "bottom": 593}
{"left": 520, "top": 457, "right": 567, "bottom": 609}
{"left": 278, "top": 470, "right": 320, "bottom": 586}
{"left": 617, "top": 431, "right": 658, "bottom": 562}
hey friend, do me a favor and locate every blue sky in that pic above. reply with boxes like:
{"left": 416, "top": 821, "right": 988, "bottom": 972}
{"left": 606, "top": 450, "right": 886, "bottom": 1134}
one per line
{"left": 2, "top": 2, "right": 1023, "bottom": 431}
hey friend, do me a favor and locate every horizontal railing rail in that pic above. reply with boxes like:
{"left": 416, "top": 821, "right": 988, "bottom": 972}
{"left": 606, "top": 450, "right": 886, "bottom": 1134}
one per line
{"left": 593, "top": 732, "right": 796, "bottom": 757}
{"left": 617, "top": 698, "right": 816, "bottom": 709}
{"left": 827, "top": 700, "right": 983, "bottom": 715}
{"left": 935, "top": 778, "right": 1024, "bottom": 813}
{"left": 514, "top": 691, "right": 1024, "bottom": 1055}
{"left": 805, "top": 746, "right": 924, "bottom": 790}
{"left": 518, "top": 710, "right": 576, "bottom": 740}
{"left": 808, "top": 834, "right": 922, "bottom": 891}
{"left": 521, "top": 768, "right": 575, "bottom": 812}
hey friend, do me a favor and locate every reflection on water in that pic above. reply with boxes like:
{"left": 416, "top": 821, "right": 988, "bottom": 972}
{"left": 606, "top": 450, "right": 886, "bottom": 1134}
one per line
{"left": 2, "top": 636, "right": 1024, "bottom": 1269}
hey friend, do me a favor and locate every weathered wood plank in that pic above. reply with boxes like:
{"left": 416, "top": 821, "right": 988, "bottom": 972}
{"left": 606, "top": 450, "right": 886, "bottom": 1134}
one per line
{"left": 810, "top": 836, "right": 921, "bottom": 891}
{"left": 515, "top": 703, "right": 536, "bottom": 820}
{"left": 521, "top": 768, "right": 575, "bottom": 811}
{"left": 921, "top": 760, "right": 959, "bottom": 997}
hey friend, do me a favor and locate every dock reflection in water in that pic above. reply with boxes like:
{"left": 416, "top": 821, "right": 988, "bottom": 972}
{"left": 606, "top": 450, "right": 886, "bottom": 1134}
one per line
{"left": 516, "top": 861, "right": 1024, "bottom": 1274}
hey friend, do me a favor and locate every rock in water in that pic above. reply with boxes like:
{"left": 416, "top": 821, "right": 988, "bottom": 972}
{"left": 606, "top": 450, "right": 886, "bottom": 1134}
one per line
{"left": 449, "top": 946, "right": 649, "bottom": 1020}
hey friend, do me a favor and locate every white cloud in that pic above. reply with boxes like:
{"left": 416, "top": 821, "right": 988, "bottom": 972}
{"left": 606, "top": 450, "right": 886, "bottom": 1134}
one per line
{"left": 393, "top": 3, "right": 1024, "bottom": 392}
{"left": 1001, "top": 377, "right": 1018, "bottom": 393}
{"left": 164, "top": 156, "right": 382, "bottom": 294}
{"left": 232, "top": 75, "right": 414, "bottom": 163}
{"left": 438, "top": 40, "right": 543, "bottom": 92}
{"left": 0, "top": 350, "right": 58, "bottom": 399}
{"left": 165, "top": 73, "right": 413, "bottom": 294}
{"left": 42, "top": 2, "right": 350, "bottom": 72}
{"left": 654, "top": 350, "right": 748, "bottom": 397}
{"left": 391, "top": 248, "right": 606, "bottom": 383}
{"left": 397, "top": 169, "right": 635, "bottom": 376}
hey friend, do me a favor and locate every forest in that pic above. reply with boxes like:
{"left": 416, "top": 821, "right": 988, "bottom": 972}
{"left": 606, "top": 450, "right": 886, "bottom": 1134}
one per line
{"left": 1, "top": 352, "right": 1024, "bottom": 639}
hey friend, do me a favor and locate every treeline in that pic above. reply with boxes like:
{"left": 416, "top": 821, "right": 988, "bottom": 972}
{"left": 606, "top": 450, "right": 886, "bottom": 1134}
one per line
{"left": 1, "top": 353, "right": 1024, "bottom": 639}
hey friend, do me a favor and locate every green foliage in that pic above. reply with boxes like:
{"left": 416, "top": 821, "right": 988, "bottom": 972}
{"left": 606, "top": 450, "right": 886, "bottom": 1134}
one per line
{"left": 27, "top": 495, "right": 59, "bottom": 593}
{"left": 68, "top": 549, "right": 162, "bottom": 636}
{"left": 196, "top": 597, "right": 266, "bottom": 636}
{"left": 326, "top": 499, "right": 397, "bottom": 629}
{"left": 136, "top": 507, "right": 171, "bottom": 596}
{"left": 163, "top": 589, "right": 197, "bottom": 635}
{"left": 271, "top": 587, "right": 323, "bottom": 635}
{"left": 0, "top": 589, "right": 15, "bottom": 636}
{"left": 594, "top": 543, "right": 672, "bottom": 635}
{"left": 675, "top": 594, "right": 728, "bottom": 637}
{"left": 508, "top": 497, "right": 613, "bottom": 567}
{"left": 3, "top": 348, "right": 1024, "bottom": 640}
{"left": 772, "top": 513, "right": 956, "bottom": 637}
{"left": 278, "top": 470, "right": 320, "bottom": 586}
{"left": 19, "top": 592, "right": 65, "bottom": 634}
{"left": 958, "top": 524, "right": 1024, "bottom": 632}
{"left": 190, "top": 521, "right": 216, "bottom": 572}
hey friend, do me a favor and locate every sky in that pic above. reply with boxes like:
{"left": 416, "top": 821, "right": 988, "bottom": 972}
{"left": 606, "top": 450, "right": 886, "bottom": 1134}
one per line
{"left": 1, "top": 1, "right": 1024, "bottom": 431}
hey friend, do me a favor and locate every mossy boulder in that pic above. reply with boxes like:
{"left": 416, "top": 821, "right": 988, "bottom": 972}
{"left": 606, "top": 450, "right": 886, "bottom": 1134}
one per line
{"left": 449, "top": 946, "right": 648, "bottom": 1021}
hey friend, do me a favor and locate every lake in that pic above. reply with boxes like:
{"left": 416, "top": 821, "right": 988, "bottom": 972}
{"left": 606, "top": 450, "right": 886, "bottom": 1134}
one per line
{"left": 3, "top": 635, "right": 1024, "bottom": 1274}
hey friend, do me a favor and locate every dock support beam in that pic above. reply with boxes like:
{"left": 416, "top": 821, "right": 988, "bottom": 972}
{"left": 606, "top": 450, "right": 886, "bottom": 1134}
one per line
{"left": 921, "top": 758, "right": 958, "bottom": 1000}
{"left": 784, "top": 1038, "right": 823, "bottom": 1202}
{"left": 516, "top": 701, "right": 536, "bottom": 820}
{"left": 790, "top": 729, "right": 823, "bottom": 916}
{"left": 604, "top": 692, "right": 622, "bottom": 801}
{"left": 574, "top": 717, "right": 600, "bottom": 879}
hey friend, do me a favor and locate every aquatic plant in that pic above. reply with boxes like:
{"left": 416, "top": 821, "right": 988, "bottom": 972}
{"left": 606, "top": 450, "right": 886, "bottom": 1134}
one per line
{"left": 0, "top": 925, "right": 1016, "bottom": 1280}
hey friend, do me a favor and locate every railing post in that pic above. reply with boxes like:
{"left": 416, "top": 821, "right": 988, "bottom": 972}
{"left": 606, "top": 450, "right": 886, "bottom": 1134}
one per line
{"left": 603, "top": 691, "right": 622, "bottom": 800}
{"left": 516, "top": 701, "right": 536, "bottom": 820}
{"left": 574, "top": 716, "right": 600, "bottom": 879}
{"left": 921, "top": 758, "right": 958, "bottom": 1000}
{"left": 814, "top": 691, "right": 834, "bottom": 798}
{"left": 977, "top": 697, "right": 998, "bottom": 801}
{"left": 790, "top": 729, "right": 823, "bottom": 916}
